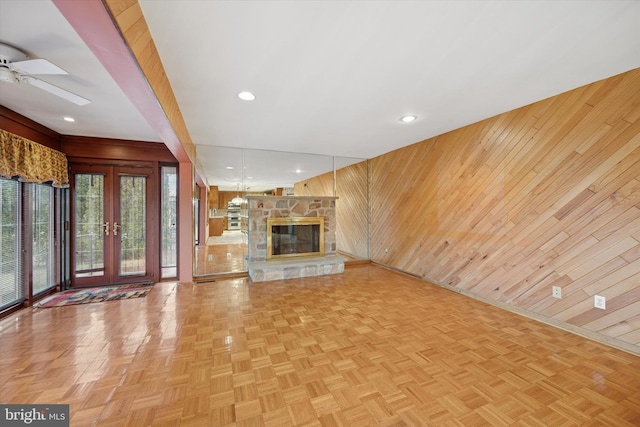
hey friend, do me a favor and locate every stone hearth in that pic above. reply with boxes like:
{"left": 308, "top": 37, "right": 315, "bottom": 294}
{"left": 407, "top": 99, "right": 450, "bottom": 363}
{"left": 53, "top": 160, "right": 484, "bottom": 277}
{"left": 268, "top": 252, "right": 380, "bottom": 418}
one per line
{"left": 248, "top": 254, "right": 345, "bottom": 282}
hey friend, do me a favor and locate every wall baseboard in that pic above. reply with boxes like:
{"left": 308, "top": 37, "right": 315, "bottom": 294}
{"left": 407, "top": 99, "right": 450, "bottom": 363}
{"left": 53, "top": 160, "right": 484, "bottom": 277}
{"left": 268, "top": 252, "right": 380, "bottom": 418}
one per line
{"left": 373, "top": 262, "right": 639, "bottom": 357}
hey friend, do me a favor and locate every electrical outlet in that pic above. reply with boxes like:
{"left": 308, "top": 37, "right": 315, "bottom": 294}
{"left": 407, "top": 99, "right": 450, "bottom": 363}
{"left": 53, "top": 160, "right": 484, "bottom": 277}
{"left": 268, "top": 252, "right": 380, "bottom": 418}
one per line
{"left": 384, "top": 248, "right": 389, "bottom": 254}
{"left": 552, "top": 286, "right": 562, "bottom": 299}
{"left": 207, "top": 254, "right": 214, "bottom": 262}
{"left": 594, "top": 295, "right": 606, "bottom": 310}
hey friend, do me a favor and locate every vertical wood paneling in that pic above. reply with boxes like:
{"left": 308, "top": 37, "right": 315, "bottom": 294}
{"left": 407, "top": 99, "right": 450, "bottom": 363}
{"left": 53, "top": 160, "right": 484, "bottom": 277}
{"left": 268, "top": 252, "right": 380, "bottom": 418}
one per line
{"left": 371, "top": 68, "right": 640, "bottom": 353}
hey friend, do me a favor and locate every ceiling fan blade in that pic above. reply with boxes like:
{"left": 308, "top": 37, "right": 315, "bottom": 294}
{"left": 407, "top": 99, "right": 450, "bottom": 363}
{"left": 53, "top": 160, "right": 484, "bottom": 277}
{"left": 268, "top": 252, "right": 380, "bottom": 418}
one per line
{"left": 11, "top": 58, "right": 67, "bottom": 75}
{"left": 25, "top": 76, "right": 90, "bottom": 106}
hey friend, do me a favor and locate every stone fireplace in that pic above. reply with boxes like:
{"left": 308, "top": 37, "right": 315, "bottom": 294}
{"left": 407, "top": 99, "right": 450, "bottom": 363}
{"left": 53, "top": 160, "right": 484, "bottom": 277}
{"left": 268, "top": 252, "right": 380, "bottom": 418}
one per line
{"left": 246, "top": 196, "right": 344, "bottom": 282}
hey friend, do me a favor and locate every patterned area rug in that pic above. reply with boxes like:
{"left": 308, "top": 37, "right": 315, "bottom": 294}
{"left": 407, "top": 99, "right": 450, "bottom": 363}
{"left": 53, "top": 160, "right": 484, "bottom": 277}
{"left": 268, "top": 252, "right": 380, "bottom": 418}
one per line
{"left": 34, "top": 283, "right": 154, "bottom": 308}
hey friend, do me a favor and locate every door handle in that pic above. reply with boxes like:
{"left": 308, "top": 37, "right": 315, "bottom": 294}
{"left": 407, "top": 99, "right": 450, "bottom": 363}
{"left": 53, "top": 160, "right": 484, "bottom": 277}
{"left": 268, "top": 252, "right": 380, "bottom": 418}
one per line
{"left": 113, "top": 222, "right": 121, "bottom": 236}
{"left": 104, "top": 222, "right": 109, "bottom": 236}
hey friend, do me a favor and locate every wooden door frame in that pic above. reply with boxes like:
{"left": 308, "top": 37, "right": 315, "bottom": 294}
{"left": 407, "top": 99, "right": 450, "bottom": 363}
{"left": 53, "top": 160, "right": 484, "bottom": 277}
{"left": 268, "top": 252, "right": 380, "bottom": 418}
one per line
{"left": 112, "top": 165, "right": 157, "bottom": 284}
{"left": 69, "top": 164, "right": 112, "bottom": 287}
{"left": 69, "top": 162, "right": 159, "bottom": 287}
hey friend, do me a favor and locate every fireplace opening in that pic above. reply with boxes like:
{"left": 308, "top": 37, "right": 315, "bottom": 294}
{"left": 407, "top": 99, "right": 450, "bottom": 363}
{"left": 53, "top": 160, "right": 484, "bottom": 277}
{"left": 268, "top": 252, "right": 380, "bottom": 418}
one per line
{"left": 267, "top": 217, "right": 325, "bottom": 260}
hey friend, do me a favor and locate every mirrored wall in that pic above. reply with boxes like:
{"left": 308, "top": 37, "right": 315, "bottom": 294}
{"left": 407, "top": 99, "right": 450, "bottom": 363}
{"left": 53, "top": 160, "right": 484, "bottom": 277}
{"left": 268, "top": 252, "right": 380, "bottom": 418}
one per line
{"left": 194, "top": 147, "right": 368, "bottom": 277}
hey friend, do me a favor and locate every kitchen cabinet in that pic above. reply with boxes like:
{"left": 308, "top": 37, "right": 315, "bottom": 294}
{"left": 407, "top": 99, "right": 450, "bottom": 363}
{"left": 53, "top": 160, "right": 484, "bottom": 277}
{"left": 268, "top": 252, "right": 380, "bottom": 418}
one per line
{"left": 209, "top": 186, "right": 219, "bottom": 211}
{"left": 218, "top": 191, "right": 236, "bottom": 209}
{"left": 209, "top": 217, "right": 224, "bottom": 236}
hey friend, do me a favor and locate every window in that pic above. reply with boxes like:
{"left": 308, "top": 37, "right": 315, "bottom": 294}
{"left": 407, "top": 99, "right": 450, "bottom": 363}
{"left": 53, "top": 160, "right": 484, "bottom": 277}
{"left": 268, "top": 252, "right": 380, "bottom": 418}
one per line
{"left": 0, "top": 178, "right": 61, "bottom": 313}
{"left": 0, "top": 179, "right": 23, "bottom": 310}
{"left": 161, "top": 166, "right": 177, "bottom": 278}
{"left": 30, "top": 183, "right": 56, "bottom": 295}
{"left": 119, "top": 175, "right": 147, "bottom": 276}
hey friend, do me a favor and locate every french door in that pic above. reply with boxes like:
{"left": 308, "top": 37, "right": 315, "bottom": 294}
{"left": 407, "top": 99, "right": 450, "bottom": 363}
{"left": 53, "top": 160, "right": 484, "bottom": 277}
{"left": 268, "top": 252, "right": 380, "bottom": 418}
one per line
{"left": 71, "top": 164, "right": 155, "bottom": 287}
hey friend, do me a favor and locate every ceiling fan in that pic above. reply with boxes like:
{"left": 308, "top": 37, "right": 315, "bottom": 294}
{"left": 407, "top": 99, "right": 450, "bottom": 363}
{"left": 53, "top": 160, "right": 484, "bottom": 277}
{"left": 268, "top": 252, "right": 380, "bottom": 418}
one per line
{"left": 0, "top": 42, "right": 90, "bottom": 106}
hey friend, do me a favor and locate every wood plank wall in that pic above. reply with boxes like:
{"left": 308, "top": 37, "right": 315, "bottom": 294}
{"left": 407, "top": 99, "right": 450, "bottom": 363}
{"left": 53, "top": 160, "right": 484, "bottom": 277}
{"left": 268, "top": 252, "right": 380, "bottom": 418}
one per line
{"left": 62, "top": 136, "right": 176, "bottom": 163}
{"left": 336, "top": 161, "right": 369, "bottom": 259}
{"left": 0, "top": 106, "right": 61, "bottom": 150}
{"left": 295, "top": 162, "right": 370, "bottom": 259}
{"left": 370, "top": 67, "right": 640, "bottom": 354}
{"left": 294, "top": 171, "right": 334, "bottom": 197}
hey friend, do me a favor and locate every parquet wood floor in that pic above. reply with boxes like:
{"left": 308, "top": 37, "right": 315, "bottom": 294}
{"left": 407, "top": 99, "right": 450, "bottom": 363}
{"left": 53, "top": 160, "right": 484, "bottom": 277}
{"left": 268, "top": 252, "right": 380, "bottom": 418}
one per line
{"left": 195, "top": 242, "right": 247, "bottom": 276}
{"left": 1, "top": 265, "right": 639, "bottom": 426}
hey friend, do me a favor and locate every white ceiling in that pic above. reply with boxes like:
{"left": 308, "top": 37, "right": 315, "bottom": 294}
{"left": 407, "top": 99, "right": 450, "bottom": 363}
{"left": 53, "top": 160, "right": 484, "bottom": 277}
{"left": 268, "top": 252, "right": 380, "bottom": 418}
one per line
{"left": 1, "top": 1, "right": 640, "bottom": 191}
{"left": 0, "top": 0, "right": 160, "bottom": 143}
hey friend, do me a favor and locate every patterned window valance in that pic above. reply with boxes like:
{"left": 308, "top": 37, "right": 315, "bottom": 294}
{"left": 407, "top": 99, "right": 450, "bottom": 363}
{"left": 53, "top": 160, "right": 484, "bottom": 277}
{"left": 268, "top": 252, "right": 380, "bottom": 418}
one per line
{"left": 0, "top": 129, "right": 69, "bottom": 188}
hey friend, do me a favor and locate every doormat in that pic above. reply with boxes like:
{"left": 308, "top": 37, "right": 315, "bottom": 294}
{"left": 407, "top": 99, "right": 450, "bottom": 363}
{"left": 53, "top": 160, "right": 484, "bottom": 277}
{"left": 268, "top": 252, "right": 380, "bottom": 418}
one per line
{"left": 34, "top": 283, "right": 154, "bottom": 308}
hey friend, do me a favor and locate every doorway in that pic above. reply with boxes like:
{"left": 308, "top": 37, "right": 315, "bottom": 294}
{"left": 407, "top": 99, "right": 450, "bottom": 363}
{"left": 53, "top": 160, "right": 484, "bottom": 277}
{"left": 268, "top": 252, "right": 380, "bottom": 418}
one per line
{"left": 70, "top": 164, "right": 156, "bottom": 287}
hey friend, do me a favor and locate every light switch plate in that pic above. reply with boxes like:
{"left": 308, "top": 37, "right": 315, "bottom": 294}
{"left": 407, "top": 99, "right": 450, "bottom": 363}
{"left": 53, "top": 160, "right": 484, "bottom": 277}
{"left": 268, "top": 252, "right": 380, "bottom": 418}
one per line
{"left": 594, "top": 295, "right": 606, "bottom": 310}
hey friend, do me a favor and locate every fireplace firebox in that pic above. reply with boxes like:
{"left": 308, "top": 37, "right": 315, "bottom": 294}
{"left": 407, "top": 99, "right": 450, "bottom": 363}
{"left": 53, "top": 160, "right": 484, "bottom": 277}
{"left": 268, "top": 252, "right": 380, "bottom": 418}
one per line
{"left": 267, "top": 217, "right": 324, "bottom": 260}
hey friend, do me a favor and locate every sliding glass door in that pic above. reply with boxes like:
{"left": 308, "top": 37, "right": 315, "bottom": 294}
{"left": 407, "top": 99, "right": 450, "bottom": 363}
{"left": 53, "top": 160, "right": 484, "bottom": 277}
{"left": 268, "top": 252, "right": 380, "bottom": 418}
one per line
{"left": 30, "top": 184, "right": 56, "bottom": 294}
{"left": 0, "top": 179, "right": 59, "bottom": 311}
{"left": 0, "top": 179, "right": 22, "bottom": 309}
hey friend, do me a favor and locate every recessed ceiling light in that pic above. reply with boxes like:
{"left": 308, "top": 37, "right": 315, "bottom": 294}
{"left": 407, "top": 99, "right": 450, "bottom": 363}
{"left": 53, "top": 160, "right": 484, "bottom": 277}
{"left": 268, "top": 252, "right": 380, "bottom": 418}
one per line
{"left": 225, "top": 166, "right": 234, "bottom": 170}
{"left": 238, "top": 91, "right": 255, "bottom": 101}
{"left": 63, "top": 116, "right": 75, "bottom": 122}
{"left": 247, "top": 176, "right": 254, "bottom": 179}
{"left": 295, "top": 169, "right": 302, "bottom": 174}
{"left": 400, "top": 115, "right": 417, "bottom": 123}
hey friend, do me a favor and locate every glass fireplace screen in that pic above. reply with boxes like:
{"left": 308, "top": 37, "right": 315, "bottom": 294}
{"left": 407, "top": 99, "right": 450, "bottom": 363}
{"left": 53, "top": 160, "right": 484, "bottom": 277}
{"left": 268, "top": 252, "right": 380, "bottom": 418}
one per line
{"left": 267, "top": 217, "right": 325, "bottom": 260}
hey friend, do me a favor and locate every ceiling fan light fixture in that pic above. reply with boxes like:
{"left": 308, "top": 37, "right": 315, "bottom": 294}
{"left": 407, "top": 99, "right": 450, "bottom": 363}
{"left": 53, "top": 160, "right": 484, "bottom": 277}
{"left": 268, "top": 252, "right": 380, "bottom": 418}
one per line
{"left": 25, "top": 77, "right": 91, "bottom": 106}
{"left": 238, "top": 91, "right": 255, "bottom": 101}
{"left": 0, "top": 42, "right": 90, "bottom": 105}
{"left": 0, "top": 67, "right": 18, "bottom": 83}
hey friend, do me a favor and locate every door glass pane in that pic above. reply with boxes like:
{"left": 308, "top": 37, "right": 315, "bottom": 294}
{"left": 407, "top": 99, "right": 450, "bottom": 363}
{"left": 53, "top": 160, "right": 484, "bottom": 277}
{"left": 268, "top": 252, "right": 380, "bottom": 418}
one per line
{"left": 161, "top": 166, "right": 177, "bottom": 278}
{"left": 194, "top": 198, "right": 200, "bottom": 245}
{"left": 0, "top": 179, "right": 23, "bottom": 309}
{"left": 75, "top": 174, "right": 105, "bottom": 277}
{"left": 120, "top": 175, "right": 146, "bottom": 276}
{"left": 31, "top": 184, "right": 55, "bottom": 294}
